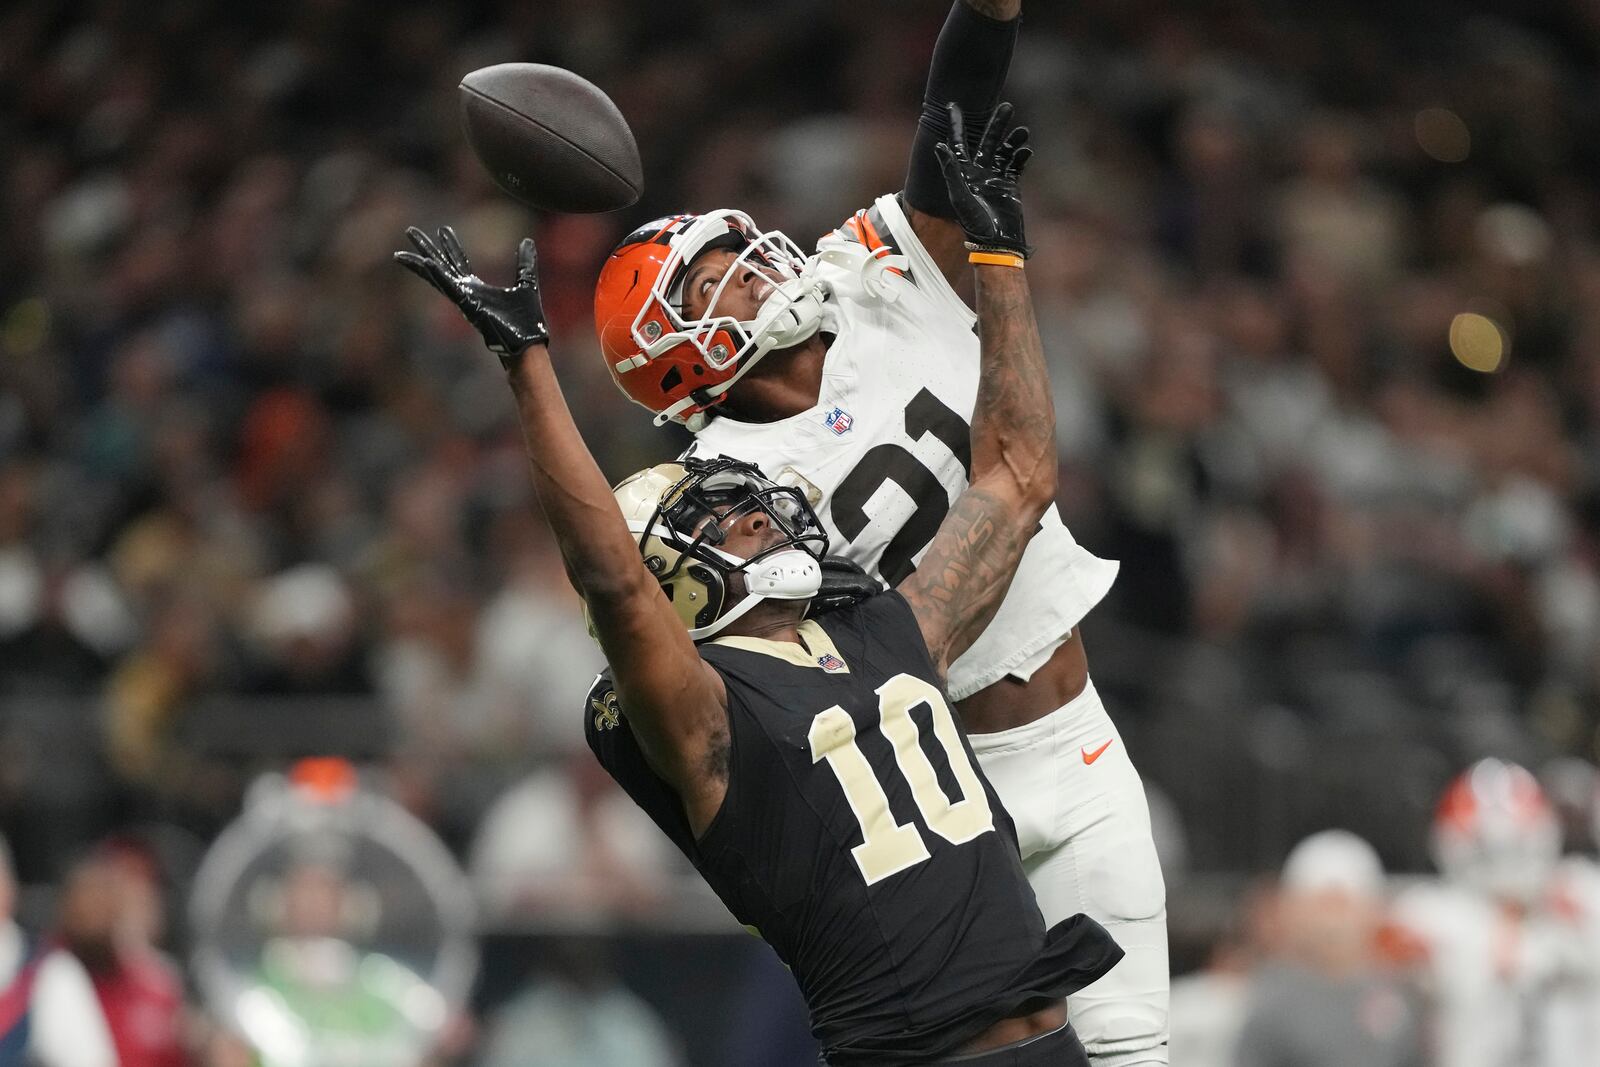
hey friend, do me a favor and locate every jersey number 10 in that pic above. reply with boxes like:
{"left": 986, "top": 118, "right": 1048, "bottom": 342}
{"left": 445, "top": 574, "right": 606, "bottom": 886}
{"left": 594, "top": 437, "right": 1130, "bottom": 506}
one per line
{"left": 808, "top": 673, "right": 995, "bottom": 885}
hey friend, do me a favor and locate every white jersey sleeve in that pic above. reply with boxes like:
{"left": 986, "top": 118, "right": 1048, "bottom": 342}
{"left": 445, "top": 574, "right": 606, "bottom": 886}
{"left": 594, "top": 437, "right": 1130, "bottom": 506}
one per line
{"left": 690, "top": 193, "right": 1118, "bottom": 700}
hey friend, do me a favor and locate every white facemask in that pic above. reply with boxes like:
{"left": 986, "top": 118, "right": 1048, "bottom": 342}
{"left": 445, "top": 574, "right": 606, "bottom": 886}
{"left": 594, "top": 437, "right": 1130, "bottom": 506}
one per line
{"left": 742, "top": 276, "right": 828, "bottom": 354}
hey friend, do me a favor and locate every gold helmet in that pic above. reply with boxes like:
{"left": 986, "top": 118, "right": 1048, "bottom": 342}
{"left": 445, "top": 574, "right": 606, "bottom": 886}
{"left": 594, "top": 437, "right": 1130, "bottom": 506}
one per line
{"left": 600, "top": 456, "right": 828, "bottom": 641}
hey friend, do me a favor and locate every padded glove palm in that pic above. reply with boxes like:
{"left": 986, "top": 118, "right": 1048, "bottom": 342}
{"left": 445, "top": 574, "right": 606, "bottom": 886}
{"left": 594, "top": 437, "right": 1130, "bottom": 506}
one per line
{"left": 395, "top": 226, "right": 549, "bottom": 368}
{"left": 934, "top": 102, "right": 1034, "bottom": 259}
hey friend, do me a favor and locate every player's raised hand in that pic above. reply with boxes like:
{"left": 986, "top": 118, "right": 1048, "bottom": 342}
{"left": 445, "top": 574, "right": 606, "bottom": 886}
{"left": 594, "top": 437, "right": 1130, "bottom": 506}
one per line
{"left": 394, "top": 226, "right": 549, "bottom": 368}
{"left": 933, "top": 102, "right": 1034, "bottom": 259}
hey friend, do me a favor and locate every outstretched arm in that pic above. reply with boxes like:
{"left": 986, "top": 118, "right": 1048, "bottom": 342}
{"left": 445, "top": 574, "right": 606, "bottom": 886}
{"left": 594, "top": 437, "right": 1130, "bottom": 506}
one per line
{"left": 904, "top": 0, "right": 1022, "bottom": 292}
{"left": 395, "top": 230, "right": 729, "bottom": 832}
{"left": 899, "top": 104, "right": 1054, "bottom": 675}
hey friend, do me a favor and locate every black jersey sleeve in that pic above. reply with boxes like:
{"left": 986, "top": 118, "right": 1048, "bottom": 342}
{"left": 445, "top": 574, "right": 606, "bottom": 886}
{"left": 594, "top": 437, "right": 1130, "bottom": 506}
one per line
{"left": 582, "top": 670, "right": 701, "bottom": 857}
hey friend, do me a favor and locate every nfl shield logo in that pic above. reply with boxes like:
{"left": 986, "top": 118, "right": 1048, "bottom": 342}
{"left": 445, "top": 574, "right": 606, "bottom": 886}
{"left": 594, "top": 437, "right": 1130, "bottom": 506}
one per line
{"left": 817, "top": 653, "right": 847, "bottom": 673}
{"left": 823, "top": 407, "right": 853, "bottom": 435}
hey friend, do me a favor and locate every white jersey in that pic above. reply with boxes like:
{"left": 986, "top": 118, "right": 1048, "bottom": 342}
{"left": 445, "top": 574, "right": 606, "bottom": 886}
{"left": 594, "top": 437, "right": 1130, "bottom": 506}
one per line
{"left": 690, "top": 193, "right": 1118, "bottom": 700}
{"left": 1390, "top": 877, "right": 1590, "bottom": 1067}
{"left": 1391, "top": 882, "right": 1526, "bottom": 1067}
{"left": 1537, "top": 857, "right": 1600, "bottom": 1066}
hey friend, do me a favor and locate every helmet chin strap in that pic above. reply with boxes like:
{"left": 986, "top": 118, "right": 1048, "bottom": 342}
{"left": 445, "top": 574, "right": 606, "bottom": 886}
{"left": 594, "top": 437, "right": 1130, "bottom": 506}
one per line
{"left": 730, "top": 239, "right": 906, "bottom": 371}
{"left": 690, "top": 547, "right": 823, "bottom": 642}
{"left": 744, "top": 276, "right": 828, "bottom": 353}
{"left": 738, "top": 546, "right": 823, "bottom": 599}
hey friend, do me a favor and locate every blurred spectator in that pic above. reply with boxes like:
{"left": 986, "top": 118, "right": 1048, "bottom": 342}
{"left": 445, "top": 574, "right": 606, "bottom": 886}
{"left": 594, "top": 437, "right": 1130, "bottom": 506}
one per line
{"left": 61, "top": 850, "right": 190, "bottom": 1067}
{"left": 477, "top": 941, "right": 680, "bottom": 1067}
{"left": 104, "top": 838, "right": 192, "bottom": 1067}
{"left": 186, "top": 767, "right": 476, "bottom": 1067}
{"left": 246, "top": 564, "right": 368, "bottom": 695}
{"left": 468, "top": 755, "right": 687, "bottom": 922}
{"left": 1538, "top": 756, "right": 1600, "bottom": 853}
{"left": 0, "top": 835, "right": 118, "bottom": 1066}
{"left": 1277, "top": 113, "right": 1407, "bottom": 291}
{"left": 1234, "top": 831, "right": 1424, "bottom": 1067}
{"left": 1166, "top": 881, "right": 1277, "bottom": 1067}
{"left": 240, "top": 846, "right": 439, "bottom": 1067}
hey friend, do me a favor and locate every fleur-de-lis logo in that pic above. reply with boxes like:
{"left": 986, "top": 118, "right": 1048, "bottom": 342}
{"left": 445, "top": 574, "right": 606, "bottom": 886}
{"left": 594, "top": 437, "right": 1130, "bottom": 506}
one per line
{"left": 591, "top": 689, "right": 622, "bottom": 731}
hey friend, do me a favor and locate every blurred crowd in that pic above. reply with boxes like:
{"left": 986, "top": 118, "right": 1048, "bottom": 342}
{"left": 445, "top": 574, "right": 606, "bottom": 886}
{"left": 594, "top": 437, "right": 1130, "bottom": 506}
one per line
{"left": 5, "top": 0, "right": 1600, "bottom": 1062}
{"left": 0, "top": 820, "right": 702, "bottom": 1067}
{"left": 1170, "top": 758, "right": 1600, "bottom": 1067}
{"left": 3, "top": 758, "right": 1596, "bottom": 1067}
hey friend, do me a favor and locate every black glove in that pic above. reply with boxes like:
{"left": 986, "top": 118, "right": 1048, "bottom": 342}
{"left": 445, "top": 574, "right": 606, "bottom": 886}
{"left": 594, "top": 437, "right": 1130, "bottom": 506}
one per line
{"left": 394, "top": 226, "right": 549, "bottom": 368}
{"left": 933, "top": 101, "right": 1033, "bottom": 259}
{"left": 803, "top": 557, "right": 883, "bottom": 619}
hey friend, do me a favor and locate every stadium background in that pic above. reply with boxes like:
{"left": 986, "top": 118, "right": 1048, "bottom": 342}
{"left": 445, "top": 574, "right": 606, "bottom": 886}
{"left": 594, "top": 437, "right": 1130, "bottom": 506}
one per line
{"left": 3, "top": 0, "right": 1600, "bottom": 1062}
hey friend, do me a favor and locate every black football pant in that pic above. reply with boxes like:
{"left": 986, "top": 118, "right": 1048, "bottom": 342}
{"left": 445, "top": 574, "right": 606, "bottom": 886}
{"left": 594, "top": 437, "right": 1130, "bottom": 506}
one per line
{"left": 930, "top": 1023, "right": 1089, "bottom": 1066}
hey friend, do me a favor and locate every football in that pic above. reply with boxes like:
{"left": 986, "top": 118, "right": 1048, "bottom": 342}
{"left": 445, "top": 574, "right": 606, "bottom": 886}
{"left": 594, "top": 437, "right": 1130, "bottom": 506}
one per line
{"left": 458, "top": 63, "right": 643, "bottom": 213}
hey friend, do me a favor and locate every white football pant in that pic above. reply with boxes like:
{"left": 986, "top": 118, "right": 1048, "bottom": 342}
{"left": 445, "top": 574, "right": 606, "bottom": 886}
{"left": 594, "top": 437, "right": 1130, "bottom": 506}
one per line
{"left": 970, "top": 677, "right": 1170, "bottom": 1067}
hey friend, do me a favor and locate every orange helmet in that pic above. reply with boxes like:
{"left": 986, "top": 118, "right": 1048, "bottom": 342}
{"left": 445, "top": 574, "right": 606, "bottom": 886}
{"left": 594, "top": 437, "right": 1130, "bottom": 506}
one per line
{"left": 593, "top": 210, "right": 829, "bottom": 430}
{"left": 1430, "top": 758, "right": 1561, "bottom": 903}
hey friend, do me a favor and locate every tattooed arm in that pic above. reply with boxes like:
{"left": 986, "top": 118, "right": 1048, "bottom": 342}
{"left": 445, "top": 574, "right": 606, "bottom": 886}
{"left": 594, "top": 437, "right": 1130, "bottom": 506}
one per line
{"left": 898, "top": 103, "right": 1050, "bottom": 675}
{"left": 899, "top": 264, "right": 1054, "bottom": 674}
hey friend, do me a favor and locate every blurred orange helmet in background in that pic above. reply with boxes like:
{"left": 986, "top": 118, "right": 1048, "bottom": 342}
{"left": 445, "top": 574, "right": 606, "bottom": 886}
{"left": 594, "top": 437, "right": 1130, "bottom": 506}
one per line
{"left": 1430, "top": 758, "right": 1561, "bottom": 904}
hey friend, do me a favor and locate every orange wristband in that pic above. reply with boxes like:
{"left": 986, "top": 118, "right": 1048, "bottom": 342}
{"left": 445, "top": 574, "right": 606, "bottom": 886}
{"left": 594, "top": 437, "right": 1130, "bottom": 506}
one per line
{"left": 968, "top": 250, "right": 1025, "bottom": 268}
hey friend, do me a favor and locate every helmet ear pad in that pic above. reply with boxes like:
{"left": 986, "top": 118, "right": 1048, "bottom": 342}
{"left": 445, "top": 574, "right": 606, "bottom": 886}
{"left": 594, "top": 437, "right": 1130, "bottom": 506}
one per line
{"left": 641, "top": 534, "right": 728, "bottom": 632}
{"left": 582, "top": 530, "right": 729, "bottom": 639}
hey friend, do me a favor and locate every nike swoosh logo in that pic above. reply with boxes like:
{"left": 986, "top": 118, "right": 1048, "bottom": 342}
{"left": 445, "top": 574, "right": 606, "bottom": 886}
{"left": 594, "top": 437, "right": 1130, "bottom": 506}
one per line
{"left": 1081, "top": 740, "right": 1114, "bottom": 765}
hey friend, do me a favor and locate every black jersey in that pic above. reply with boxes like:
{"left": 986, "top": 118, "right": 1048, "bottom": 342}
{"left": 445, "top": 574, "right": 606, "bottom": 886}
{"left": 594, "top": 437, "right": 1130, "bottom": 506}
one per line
{"left": 584, "top": 592, "right": 1123, "bottom": 1065}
